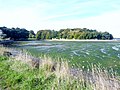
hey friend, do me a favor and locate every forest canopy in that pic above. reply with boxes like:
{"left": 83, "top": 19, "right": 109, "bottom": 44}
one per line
{"left": 0, "top": 26, "right": 113, "bottom": 40}
{"left": 0, "top": 27, "right": 29, "bottom": 40}
{"left": 36, "top": 28, "right": 113, "bottom": 40}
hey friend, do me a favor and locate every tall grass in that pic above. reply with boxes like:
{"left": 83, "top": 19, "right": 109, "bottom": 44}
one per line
{"left": 0, "top": 47, "right": 120, "bottom": 90}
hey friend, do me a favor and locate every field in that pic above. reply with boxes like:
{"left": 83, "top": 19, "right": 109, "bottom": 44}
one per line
{"left": 15, "top": 40, "right": 120, "bottom": 74}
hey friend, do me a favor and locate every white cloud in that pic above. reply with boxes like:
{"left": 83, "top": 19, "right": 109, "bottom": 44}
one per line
{"left": 0, "top": 0, "right": 120, "bottom": 38}
{"left": 0, "top": 9, "right": 120, "bottom": 37}
{"left": 36, "top": 10, "right": 120, "bottom": 38}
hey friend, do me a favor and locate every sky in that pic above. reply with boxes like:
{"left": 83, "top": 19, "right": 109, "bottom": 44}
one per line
{"left": 0, "top": 0, "right": 120, "bottom": 38}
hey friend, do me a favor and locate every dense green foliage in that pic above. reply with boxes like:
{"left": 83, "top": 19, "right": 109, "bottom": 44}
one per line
{"left": 0, "top": 30, "right": 6, "bottom": 39}
{"left": 0, "top": 27, "right": 29, "bottom": 40}
{"left": 29, "top": 30, "right": 35, "bottom": 38}
{"left": 0, "top": 55, "right": 93, "bottom": 90}
{"left": 36, "top": 30, "right": 58, "bottom": 40}
{"left": 36, "top": 28, "right": 113, "bottom": 40}
{"left": 0, "top": 26, "right": 113, "bottom": 41}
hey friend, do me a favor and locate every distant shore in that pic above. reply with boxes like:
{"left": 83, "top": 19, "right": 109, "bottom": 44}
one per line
{"left": 47, "top": 39, "right": 120, "bottom": 42}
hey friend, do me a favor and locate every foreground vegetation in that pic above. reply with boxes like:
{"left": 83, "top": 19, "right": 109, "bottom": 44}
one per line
{"left": 0, "top": 47, "right": 120, "bottom": 90}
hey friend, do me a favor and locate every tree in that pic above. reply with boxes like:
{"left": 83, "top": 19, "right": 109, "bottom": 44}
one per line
{"left": 35, "top": 28, "right": 113, "bottom": 40}
{"left": 0, "top": 29, "right": 6, "bottom": 39}
{"left": 52, "top": 30, "right": 58, "bottom": 38}
{"left": 101, "top": 32, "right": 113, "bottom": 40}
{"left": 0, "top": 27, "right": 29, "bottom": 40}
{"left": 46, "top": 32, "right": 51, "bottom": 39}
{"left": 29, "top": 30, "right": 35, "bottom": 38}
{"left": 36, "top": 31, "right": 42, "bottom": 40}
{"left": 74, "top": 33, "right": 79, "bottom": 39}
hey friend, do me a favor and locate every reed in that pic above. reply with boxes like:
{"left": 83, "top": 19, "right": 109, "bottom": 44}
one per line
{"left": 0, "top": 46, "right": 120, "bottom": 90}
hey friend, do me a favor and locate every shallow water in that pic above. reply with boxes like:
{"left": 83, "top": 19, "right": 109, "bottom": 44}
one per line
{"left": 15, "top": 41, "right": 120, "bottom": 74}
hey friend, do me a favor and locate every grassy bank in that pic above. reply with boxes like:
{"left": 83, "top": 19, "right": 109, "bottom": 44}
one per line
{"left": 0, "top": 47, "right": 120, "bottom": 90}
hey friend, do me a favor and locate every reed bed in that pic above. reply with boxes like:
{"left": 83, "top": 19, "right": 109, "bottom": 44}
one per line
{"left": 0, "top": 47, "right": 120, "bottom": 90}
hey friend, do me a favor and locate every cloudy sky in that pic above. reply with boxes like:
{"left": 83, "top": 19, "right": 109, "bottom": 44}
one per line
{"left": 0, "top": 0, "right": 120, "bottom": 37}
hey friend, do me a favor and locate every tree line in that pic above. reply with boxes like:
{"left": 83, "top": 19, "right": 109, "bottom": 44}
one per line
{"left": 36, "top": 28, "right": 113, "bottom": 40}
{"left": 0, "top": 26, "right": 113, "bottom": 40}
{"left": 0, "top": 26, "right": 29, "bottom": 40}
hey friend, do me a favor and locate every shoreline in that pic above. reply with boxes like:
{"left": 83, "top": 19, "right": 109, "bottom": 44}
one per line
{"left": 46, "top": 39, "right": 120, "bottom": 42}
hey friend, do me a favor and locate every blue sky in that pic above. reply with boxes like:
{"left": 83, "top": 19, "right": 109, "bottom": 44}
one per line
{"left": 0, "top": 0, "right": 120, "bottom": 37}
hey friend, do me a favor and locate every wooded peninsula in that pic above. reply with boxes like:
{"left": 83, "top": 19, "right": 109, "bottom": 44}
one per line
{"left": 0, "top": 26, "right": 113, "bottom": 41}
